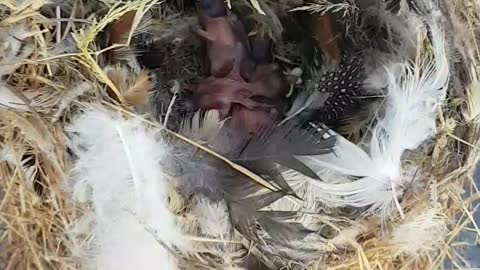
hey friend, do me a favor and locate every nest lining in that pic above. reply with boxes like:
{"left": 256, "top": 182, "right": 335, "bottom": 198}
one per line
{"left": 0, "top": 0, "right": 479, "bottom": 269}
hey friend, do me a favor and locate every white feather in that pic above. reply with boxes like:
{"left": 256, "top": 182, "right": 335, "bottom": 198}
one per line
{"left": 190, "top": 198, "right": 230, "bottom": 237}
{"left": 268, "top": 168, "right": 349, "bottom": 229}
{"left": 66, "top": 107, "right": 188, "bottom": 270}
{"left": 391, "top": 207, "right": 447, "bottom": 257}
{"left": 0, "top": 144, "right": 37, "bottom": 186}
{"left": 179, "top": 109, "right": 225, "bottom": 142}
{"left": 187, "top": 198, "right": 245, "bottom": 269}
{"left": 392, "top": 185, "right": 447, "bottom": 256}
{"left": 297, "top": 15, "right": 449, "bottom": 216}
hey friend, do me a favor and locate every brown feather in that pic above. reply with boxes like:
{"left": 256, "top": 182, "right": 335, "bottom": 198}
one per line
{"left": 125, "top": 71, "right": 154, "bottom": 106}
{"left": 108, "top": 10, "right": 136, "bottom": 63}
{"left": 310, "top": 13, "right": 341, "bottom": 65}
{"left": 109, "top": 10, "right": 136, "bottom": 45}
{"left": 106, "top": 66, "right": 127, "bottom": 91}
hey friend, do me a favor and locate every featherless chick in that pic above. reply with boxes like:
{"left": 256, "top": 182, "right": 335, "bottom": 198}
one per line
{"left": 193, "top": 0, "right": 289, "bottom": 137}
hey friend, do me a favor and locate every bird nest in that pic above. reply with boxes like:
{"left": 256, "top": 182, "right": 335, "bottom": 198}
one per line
{"left": 0, "top": 0, "right": 479, "bottom": 269}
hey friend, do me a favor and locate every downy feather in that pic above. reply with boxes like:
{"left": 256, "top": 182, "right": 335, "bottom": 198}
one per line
{"left": 66, "top": 107, "right": 187, "bottom": 270}
{"left": 391, "top": 184, "right": 448, "bottom": 256}
{"left": 297, "top": 13, "right": 449, "bottom": 216}
{"left": 188, "top": 198, "right": 246, "bottom": 269}
{"left": 190, "top": 197, "right": 231, "bottom": 237}
{"left": 179, "top": 109, "right": 225, "bottom": 143}
{"left": 391, "top": 206, "right": 447, "bottom": 256}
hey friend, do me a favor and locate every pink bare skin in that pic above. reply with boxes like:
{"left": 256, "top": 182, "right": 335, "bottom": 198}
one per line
{"left": 193, "top": 64, "right": 287, "bottom": 118}
{"left": 229, "top": 104, "right": 278, "bottom": 136}
{"left": 193, "top": 0, "right": 288, "bottom": 137}
{"left": 195, "top": 76, "right": 274, "bottom": 116}
{"left": 196, "top": 2, "right": 255, "bottom": 80}
{"left": 248, "top": 64, "right": 289, "bottom": 99}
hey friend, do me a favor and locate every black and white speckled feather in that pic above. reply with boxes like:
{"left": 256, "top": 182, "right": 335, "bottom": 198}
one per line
{"left": 284, "top": 53, "right": 371, "bottom": 129}
{"left": 307, "top": 54, "right": 366, "bottom": 124}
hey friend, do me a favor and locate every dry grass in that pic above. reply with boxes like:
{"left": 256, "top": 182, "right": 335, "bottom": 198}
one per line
{"left": 0, "top": 0, "right": 479, "bottom": 269}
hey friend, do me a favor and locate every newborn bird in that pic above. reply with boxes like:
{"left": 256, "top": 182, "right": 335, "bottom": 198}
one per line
{"left": 193, "top": 0, "right": 288, "bottom": 135}
{"left": 195, "top": 0, "right": 254, "bottom": 79}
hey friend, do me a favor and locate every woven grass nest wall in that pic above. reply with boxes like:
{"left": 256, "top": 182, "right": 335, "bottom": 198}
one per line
{"left": 0, "top": 0, "right": 479, "bottom": 269}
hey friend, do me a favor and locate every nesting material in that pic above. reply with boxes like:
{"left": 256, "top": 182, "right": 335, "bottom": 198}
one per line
{"left": 66, "top": 108, "right": 187, "bottom": 270}
{"left": 0, "top": 0, "right": 479, "bottom": 270}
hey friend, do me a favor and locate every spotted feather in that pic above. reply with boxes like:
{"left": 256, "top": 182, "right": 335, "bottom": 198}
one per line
{"left": 310, "top": 54, "right": 366, "bottom": 124}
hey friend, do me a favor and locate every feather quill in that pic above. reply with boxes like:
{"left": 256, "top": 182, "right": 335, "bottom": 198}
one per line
{"left": 0, "top": 24, "right": 35, "bottom": 77}
{"left": 298, "top": 15, "right": 449, "bottom": 216}
{"left": 0, "top": 83, "right": 41, "bottom": 111}
{"left": 66, "top": 107, "right": 187, "bottom": 270}
{"left": 0, "top": 84, "right": 30, "bottom": 111}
